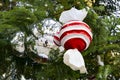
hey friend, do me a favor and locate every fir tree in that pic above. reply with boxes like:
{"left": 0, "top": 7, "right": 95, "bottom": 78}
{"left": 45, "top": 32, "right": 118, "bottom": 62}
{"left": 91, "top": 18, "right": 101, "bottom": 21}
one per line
{"left": 0, "top": 0, "right": 120, "bottom": 80}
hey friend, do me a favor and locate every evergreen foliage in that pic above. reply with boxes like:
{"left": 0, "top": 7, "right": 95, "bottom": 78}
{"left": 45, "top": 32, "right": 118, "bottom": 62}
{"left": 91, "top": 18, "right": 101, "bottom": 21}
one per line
{"left": 0, "top": 0, "right": 120, "bottom": 80}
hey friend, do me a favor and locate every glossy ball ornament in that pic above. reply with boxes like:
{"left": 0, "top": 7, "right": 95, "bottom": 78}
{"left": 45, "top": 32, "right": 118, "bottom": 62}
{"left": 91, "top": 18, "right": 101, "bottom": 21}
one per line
{"left": 59, "top": 20, "right": 92, "bottom": 52}
{"left": 30, "top": 18, "right": 62, "bottom": 63}
{"left": 11, "top": 32, "right": 25, "bottom": 57}
{"left": 33, "top": 18, "right": 62, "bottom": 55}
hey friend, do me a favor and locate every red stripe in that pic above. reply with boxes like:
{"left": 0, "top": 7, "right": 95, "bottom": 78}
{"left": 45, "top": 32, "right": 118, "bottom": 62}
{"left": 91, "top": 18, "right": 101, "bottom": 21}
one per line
{"left": 53, "top": 41, "right": 60, "bottom": 46}
{"left": 54, "top": 36, "right": 59, "bottom": 41}
{"left": 64, "top": 38, "right": 86, "bottom": 52}
{"left": 53, "top": 35, "right": 60, "bottom": 46}
{"left": 60, "top": 30, "right": 92, "bottom": 42}
{"left": 61, "top": 21, "right": 90, "bottom": 30}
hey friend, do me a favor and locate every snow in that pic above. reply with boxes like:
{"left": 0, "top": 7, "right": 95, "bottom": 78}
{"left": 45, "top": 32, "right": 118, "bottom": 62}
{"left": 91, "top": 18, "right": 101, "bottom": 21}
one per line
{"left": 38, "top": 53, "right": 48, "bottom": 58}
{"left": 97, "top": 55, "right": 104, "bottom": 66}
{"left": 116, "top": 25, "right": 120, "bottom": 32}
{"left": 21, "top": 75, "right": 26, "bottom": 80}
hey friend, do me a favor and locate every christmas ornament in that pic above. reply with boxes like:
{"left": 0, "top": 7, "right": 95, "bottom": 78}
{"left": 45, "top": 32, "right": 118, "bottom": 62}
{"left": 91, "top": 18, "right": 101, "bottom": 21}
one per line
{"left": 42, "top": 18, "right": 61, "bottom": 35}
{"left": 53, "top": 32, "right": 61, "bottom": 46}
{"left": 53, "top": 7, "right": 93, "bottom": 73}
{"left": 59, "top": 20, "right": 92, "bottom": 51}
{"left": 11, "top": 32, "right": 25, "bottom": 57}
{"left": 29, "top": 18, "right": 62, "bottom": 63}
{"left": 10, "top": 18, "right": 61, "bottom": 63}
{"left": 34, "top": 18, "right": 61, "bottom": 55}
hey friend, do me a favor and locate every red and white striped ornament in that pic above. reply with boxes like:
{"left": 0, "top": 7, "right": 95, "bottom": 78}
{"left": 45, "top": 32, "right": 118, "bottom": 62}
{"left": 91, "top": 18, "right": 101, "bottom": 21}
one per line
{"left": 53, "top": 20, "right": 92, "bottom": 73}
{"left": 53, "top": 32, "right": 61, "bottom": 46}
{"left": 59, "top": 20, "right": 92, "bottom": 52}
{"left": 53, "top": 7, "right": 93, "bottom": 73}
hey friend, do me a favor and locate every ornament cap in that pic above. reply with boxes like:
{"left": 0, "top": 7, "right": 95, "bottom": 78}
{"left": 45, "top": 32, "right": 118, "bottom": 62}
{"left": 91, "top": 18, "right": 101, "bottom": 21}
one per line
{"left": 59, "top": 7, "right": 88, "bottom": 23}
{"left": 63, "top": 49, "right": 87, "bottom": 73}
{"left": 79, "top": 66, "right": 88, "bottom": 74}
